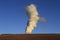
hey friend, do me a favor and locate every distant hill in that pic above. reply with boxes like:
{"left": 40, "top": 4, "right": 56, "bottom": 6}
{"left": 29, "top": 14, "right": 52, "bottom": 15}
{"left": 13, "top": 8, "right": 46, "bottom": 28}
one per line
{"left": 0, "top": 34, "right": 60, "bottom": 40}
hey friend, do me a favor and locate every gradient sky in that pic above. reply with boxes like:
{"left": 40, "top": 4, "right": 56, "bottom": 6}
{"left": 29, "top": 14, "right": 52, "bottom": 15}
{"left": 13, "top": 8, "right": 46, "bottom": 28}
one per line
{"left": 0, "top": 0, "right": 60, "bottom": 34}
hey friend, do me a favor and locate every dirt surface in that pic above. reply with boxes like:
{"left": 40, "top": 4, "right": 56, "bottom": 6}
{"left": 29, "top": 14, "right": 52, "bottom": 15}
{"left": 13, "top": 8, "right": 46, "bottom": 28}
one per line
{"left": 0, "top": 34, "right": 60, "bottom": 40}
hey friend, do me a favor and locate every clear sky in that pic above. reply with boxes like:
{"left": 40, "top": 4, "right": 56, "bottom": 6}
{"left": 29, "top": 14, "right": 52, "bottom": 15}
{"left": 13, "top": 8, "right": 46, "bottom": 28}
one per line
{"left": 0, "top": 0, "right": 60, "bottom": 34}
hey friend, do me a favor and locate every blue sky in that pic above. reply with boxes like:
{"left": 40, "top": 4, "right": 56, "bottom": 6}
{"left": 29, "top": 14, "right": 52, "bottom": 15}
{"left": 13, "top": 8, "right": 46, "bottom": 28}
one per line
{"left": 0, "top": 0, "right": 60, "bottom": 34}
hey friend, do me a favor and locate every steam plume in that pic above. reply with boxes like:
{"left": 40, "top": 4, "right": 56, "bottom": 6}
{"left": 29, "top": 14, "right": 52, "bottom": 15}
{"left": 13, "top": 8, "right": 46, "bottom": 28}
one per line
{"left": 25, "top": 4, "right": 46, "bottom": 34}
{"left": 25, "top": 4, "right": 40, "bottom": 34}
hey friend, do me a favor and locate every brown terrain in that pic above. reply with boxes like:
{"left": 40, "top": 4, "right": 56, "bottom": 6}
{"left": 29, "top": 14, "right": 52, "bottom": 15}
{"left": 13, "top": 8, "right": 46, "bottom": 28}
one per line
{"left": 0, "top": 34, "right": 60, "bottom": 40}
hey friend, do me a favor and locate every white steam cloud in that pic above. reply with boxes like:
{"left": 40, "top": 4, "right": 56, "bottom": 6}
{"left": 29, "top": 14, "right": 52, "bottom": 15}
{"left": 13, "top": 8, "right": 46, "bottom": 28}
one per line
{"left": 25, "top": 4, "right": 46, "bottom": 34}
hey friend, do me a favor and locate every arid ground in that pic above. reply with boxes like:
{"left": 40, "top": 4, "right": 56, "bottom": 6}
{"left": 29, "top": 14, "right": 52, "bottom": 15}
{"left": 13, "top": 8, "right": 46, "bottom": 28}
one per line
{"left": 0, "top": 34, "right": 60, "bottom": 40}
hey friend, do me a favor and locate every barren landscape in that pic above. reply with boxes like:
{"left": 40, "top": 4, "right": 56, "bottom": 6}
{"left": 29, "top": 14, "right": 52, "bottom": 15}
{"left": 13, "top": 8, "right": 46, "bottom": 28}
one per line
{"left": 0, "top": 34, "right": 60, "bottom": 40}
